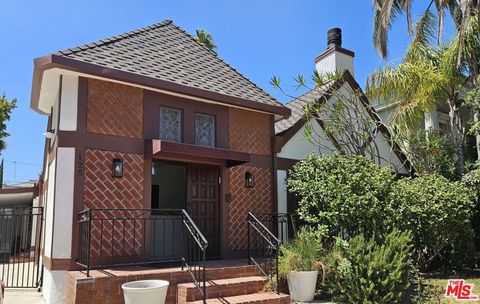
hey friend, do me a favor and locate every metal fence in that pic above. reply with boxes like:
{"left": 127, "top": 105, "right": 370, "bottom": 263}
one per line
{"left": 0, "top": 207, "right": 43, "bottom": 288}
{"left": 77, "top": 208, "right": 208, "bottom": 303}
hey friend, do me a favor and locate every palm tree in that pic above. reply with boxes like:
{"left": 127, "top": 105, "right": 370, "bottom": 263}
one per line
{"left": 195, "top": 29, "right": 217, "bottom": 52}
{"left": 371, "top": 0, "right": 475, "bottom": 59}
{"left": 372, "top": 0, "right": 480, "bottom": 163}
{"left": 366, "top": 22, "right": 468, "bottom": 177}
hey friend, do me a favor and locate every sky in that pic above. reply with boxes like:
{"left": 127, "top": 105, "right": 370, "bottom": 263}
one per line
{"left": 0, "top": 0, "right": 455, "bottom": 185}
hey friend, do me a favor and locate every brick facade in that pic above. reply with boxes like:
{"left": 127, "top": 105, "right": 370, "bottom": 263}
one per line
{"left": 228, "top": 108, "right": 273, "bottom": 251}
{"left": 228, "top": 166, "right": 272, "bottom": 251}
{"left": 87, "top": 79, "right": 143, "bottom": 138}
{"left": 83, "top": 149, "right": 145, "bottom": 258}
{"left": 228, "top": 108, "right": 272, "bottom": 155}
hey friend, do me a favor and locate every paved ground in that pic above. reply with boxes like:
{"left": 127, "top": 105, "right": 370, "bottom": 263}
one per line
{"left": 3, "top": 289, "right": 44, "bottom": 304}
{"left": 0, "top": 261, "right": 40, "bottom": 288}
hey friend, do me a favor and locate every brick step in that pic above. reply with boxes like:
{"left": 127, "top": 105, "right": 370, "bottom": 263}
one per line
{"left": 178, "top": 276, "right": 268, "bottom": 303}
{"left": 187, "top": 292, "right": 290, "bottom": 304}
{"left": 204, "top": 264, "right": 260, "bottom": 280}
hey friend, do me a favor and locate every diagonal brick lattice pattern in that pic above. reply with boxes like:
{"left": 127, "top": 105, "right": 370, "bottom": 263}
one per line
{"left": 228, "top": 108, "right": 271, "bottom": 155}
{"left": 228, "top": 166, "right": 272, "bottom": 251}
{"left": 87, "top": 79, "right": 143, "bottom": 139}
{"left": 83, "top": 149, "right": 145, "bottom": 258}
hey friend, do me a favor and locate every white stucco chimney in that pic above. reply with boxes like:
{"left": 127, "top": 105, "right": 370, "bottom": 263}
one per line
{"left": 314, "top": 28, "right": 355, "bottom": 76}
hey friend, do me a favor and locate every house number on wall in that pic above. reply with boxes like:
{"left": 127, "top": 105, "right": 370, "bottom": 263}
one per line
{"left": 77, "top": 153, "right": 84, "bottom": 177}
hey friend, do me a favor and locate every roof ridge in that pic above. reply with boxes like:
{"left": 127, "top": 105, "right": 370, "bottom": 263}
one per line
{"left": 168, "top": 23, "right": 282, "bottom": 107}
{"left": 57, "top": 20, "right": 173, "bottom": 56}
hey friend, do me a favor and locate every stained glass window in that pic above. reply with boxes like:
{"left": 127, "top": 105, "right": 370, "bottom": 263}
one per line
{"left": 195, "top": 113, "right": 215, "bottom": 147}
{"left": 159, "top": 107, "right": 182, "bottom": 142}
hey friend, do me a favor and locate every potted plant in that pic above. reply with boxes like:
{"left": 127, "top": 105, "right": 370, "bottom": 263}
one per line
{"left": 278, "top": 227, "right": 324, "bottom": 302}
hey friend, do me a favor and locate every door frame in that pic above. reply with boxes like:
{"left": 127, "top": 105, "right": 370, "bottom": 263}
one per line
{"left": 148, "top": 158, "right": 227, "bottom": 259}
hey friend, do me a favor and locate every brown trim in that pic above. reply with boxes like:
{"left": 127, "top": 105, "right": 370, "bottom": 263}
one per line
{"left": 148, "top": 140, "right": 251, "bottom": 167}
{"left": 277, "top": 157, "right": 299, "bottom": 171}
{"left": 70, "top": 77, "right": 87, "bottom": 263}
{"left": 58, "top": 131, "right": 144, "bottom": 154}
{"left": 314, "top": 45, "right": 355, "bottom": 63}
{"left": 43, "top": 255, "right": 77, "bottom": 271}
{"left": 31, "top": 54, "right": 291, "bottom": 118}
{"left": 270, "top": 115, "right": 277, "bottom": 214}
{"left": 274, "top": 117, "right": 306, "bottom": 153}
{"left": 0, "top": 186, "right": 36, "bottom": 195}
{"left": 143, "top": 90, "right": 229, "bottom": 149}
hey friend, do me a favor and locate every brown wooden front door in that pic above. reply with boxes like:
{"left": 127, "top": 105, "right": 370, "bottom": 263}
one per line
{"left": 187, "top": 165, "right": 220, "bottom": 258}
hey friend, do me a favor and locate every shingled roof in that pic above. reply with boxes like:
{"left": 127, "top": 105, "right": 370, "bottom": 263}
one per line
{"left": 275, "top": 82, "right": 334, "bottom": 134}
{"left": 54, "top": 20, "right": 282, "bottom": 109}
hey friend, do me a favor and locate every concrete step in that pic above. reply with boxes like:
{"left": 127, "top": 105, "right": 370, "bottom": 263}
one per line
{"left": 188, "top": 292, "right": 290, "bottom": 304}
{"left": 178, "top": 276, "right": 268, "bottom": 303}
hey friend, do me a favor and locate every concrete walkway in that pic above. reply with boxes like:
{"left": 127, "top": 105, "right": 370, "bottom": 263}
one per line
{"left": 4, "top": 289, "right": 44, "bottom": 304}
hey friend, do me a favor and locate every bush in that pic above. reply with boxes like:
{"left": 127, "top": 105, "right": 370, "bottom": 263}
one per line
{"left": 407, "top": 129, "right": 457, "bottom": 180}
{"left": 463, "top": 168, "right": 480, "bottom": 201}
{"left": 278, "top": 227, "right": 324, "bottom": 277}
{"left": 390, "top": 174, "right": 476, "bottom": 270}
{"left": 326, "top": 229, "right": 414, "bottom": 304}
{"left": 287, "top": 153, "right": 395, "bottom": 240}
{"left": 463, "top": 168, "right": 480, "bottom": 253}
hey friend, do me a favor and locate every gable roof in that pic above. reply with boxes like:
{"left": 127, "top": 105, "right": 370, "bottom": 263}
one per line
{"left": 274, "top": 71, "right": 413, "bottom": 174}
{"left": 274, "top": 82, "right": 335, "bottom": 134}
{"left": 31, "top": 20, "right": 290, "bottom": 118}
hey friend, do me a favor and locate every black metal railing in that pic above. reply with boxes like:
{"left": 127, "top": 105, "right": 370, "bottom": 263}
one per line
{"left": 0, "top": 207, "right": 43, "bottom": 288}
{"left": 251, "top": 213, "right": 298, "bottom": 244}
{"left": 77, "top": 208, "right": 208, "bottom": 303}
{"left": 181, "top": 209, "right": 208, "bottom": 303}
{"left": 247, "top": 212, "right": 281, "bottom": 294}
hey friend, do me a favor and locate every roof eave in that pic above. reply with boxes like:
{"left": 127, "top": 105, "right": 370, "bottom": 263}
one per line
{"left": 31, "top": 54, "right": 291, "bottom": 118}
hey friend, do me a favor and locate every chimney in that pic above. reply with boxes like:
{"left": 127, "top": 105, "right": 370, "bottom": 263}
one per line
{"left": 315, "top": 28, "right": 355, "bottom": 76}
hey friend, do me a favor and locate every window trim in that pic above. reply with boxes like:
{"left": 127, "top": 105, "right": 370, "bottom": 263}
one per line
{"left": 194, "top": 112, "right": 216, "bottom": 148}
{"left": 159, "top": 106, "right": 184, "bottom": 143}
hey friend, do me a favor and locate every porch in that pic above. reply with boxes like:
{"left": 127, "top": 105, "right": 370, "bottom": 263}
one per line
{"left": 72, "top": 208, "right": 296, "bottom": 304}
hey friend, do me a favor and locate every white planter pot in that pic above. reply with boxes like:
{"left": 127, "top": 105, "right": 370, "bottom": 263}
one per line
{"left": 286, "top": 271, "right": 318, "bottom": 302}
{"left": 122, "top": 280, "right": 169, "bottom": 304}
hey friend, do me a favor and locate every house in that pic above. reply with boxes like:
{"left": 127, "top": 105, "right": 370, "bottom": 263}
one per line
{"left": 30, "top": 20, "right": 290, "bottom": 304}
{"left": 274, "top": 28, "right": 412, "bottom": 216}
{"left": 29, "top": 21, "right": 411, "bottom": 304}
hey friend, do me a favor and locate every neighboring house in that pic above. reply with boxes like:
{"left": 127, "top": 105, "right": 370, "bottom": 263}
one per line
{"left": 30, "top": 20, "right": 289, "bottom": 304}
{"left": 274, "top": 29, "right": 412, "bottom": 215}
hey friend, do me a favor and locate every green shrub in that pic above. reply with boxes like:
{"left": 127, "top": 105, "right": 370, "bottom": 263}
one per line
{"left": 278, "top": 227, "right": 324, "bottom": 277}
{"left": 390, "top": 174, "right": 476, "bottom": 270}
{"left": 463, "top": 168, "right": 480, "bottom": 201}
{"left": 327, "top": 229, "right": 414, "bottom": 304}
{"left": 407, "top": 129, "right": 457, "bottom": 180}
{"left": 462, "top": 168, "right": 480, "bottom": 254}
{"left": 287, "top": 153, "right": 395, "bottom": 240}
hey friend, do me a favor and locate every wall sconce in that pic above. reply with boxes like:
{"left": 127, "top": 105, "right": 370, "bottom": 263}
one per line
{"left": 112, "top": 159, "right": 123, "bottom": 178}
{"left": 245, "top": 172, "right": 255, "bottom": 188}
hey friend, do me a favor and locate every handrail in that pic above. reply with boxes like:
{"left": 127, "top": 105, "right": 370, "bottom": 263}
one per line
{"left": 181, "top": 209, "right": 208, "bottom": 304}
{"left": 76, "top": 208, "right": 208, "bottom": 303}
{"left": 181, "top": 209, "right": 208, "bottom": 249}
{"left": 247, "top": 212, "right": 280, "bottom": 294}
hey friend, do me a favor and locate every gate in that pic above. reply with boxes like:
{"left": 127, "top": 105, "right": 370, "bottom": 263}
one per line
{"left": 0, "top": 207, "right": 43, "bottom": 288}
